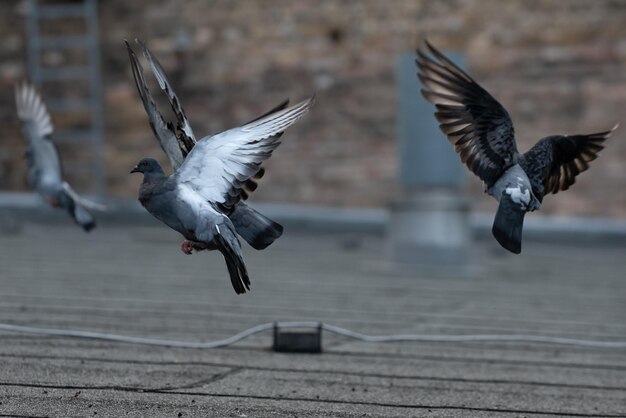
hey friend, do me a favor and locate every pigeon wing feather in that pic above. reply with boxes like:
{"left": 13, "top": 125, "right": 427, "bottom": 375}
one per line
{"left": 125, "top": 40, "right": 185, "bottom": 170}
{"left": 15, "top": 82, "right": 63, "bottom": 187}
{"left": 174, "top": 96, "right": 314, "bottom": 212}
{"left": 520, "top": 126, "right": 616, "bottom": 200}
{"left": 136, "top": 39, "right": 197, "bottom": 155}
{"left": 416, "top": 40, "right": 518, "bottom": 186}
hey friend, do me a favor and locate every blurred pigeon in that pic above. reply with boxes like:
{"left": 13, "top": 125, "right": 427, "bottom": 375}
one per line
{"left": 126, "top": 39, "right": 289, "bottom": 250}
{"left": 416, "top": 41, "right": 616, "bottom": 253}
{"left": 127, "top": 40, "right": 314, "bottom": 293}
{"left": 15, "top": 82, "right": 106, "bottom": 231}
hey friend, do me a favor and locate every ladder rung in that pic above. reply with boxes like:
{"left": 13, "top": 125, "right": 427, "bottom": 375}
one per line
{"left": 53, "top": 130, "right": 95, "bottom": 143}
{"left": 38, "top": 4, "right": 86, "bottom": 19}
{"left": 47, "top": 98, "right": 93, "bottom": 112}
{"left": 38, "top": 36, "right": 88, "bottom": 50}
{"left": 38, "top": 67, "right": 91, "bottom": 82}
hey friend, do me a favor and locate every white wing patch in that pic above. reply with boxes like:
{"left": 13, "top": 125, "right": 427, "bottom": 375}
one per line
{"left": 15, "top": 82, "right": 54, "bottom": 139}
{"left": 505, "top": 186, "right": 530, "bottom": 206}
{"left": 174, "top": 96, "right": 314, "bottom": 206}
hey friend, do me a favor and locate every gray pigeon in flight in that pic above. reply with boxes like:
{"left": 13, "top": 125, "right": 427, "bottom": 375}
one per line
{"left": 126, "top": 39, "right": 314, "bottom": 293}
{"left": 126, "top": 39, "right": 290, "bottom": 249}
{"left": 15, "top": 82, "right": 106, "bottom": 231}
{"left": 416, "top": 41, "right": 616, "bottom": 253}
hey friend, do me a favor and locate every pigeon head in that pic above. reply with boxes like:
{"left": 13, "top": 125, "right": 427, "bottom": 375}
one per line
{"left": 130, "top": 158, "right": 165, "bottom": 176}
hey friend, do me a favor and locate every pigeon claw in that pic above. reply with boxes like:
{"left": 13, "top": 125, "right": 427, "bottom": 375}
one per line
{"left": 181, "top": 240, "right": 208, "bottom": 255}
{"left": 181, "top": 240, "right": 194, "bottom": 255}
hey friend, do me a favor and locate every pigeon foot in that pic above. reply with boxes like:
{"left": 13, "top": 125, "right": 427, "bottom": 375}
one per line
{"left": 181, "top": 240, "right": 208, "bottom": 255}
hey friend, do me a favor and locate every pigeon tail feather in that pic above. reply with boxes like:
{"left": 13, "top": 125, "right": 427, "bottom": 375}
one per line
{"left": 73, "top": 205, "right": 96, "bottom": 232}
{"left": 492, "top": 193, "right": 525, "bottom": 254}
{"left": 62, "top": 190, "right": 96, "bottom": 232}
{"left": 229, "top": 202, "right": 283, "bottom": 250}
{"left": 214, "top": 228, "right": 250, "bottom": 294}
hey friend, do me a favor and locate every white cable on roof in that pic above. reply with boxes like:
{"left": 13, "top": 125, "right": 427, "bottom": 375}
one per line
{"left": 0, "top": 321, "right": 625, "bottom": 349}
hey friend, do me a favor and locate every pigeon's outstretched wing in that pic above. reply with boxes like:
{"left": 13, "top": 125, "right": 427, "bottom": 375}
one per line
{"left": 214, "top": 98, "right": 291, "bottom": 250}
{"left": 175, "top": 96, "right": 314, "bottom": 212}
{"left": 15, "top": 82, "right": 63, "bottom": 186}
{"left": 243, "top": 99, "right": 290, "bottom": 125}
{"left": 126, "top": 40, "right": 186, "bottom": 170}
{"left": 237, "top": 98, "right": 290, "bottom": 200}
{"left": 520, "top": 126, "right": 616, "bottom": 199}
{"left": 15, "top": 82, "right": 53, "bottom": 140}
{"left": 136, "top": 39, "right": 196, "bottom": 155}
{"left": 416, "top": 40, "right": 518, "bottom": 186}
{"left": 130, "top": 39, "right": 292, "bottom": 200}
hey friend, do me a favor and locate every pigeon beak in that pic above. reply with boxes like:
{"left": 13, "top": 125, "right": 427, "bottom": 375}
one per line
{"left": 130, "top": 166, "right": 140, "bottom": 174}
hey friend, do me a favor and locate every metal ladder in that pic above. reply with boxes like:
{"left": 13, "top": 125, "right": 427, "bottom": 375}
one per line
{"left": 25, "top": 0, "right": 105, "bottom": 196}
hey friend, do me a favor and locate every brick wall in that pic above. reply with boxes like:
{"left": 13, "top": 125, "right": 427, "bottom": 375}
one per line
{"left": 1, "top": 0, "right": 626, "bottom": 217}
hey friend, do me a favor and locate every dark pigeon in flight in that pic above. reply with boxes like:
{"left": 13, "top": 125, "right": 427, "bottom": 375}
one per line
{"left": 126, "top": 39, "right": 314, "bottom": 293}
{"left": 416, "top": 41, "right": 616, "bottom": 253}
{"left": 15, "top": 82, "right": 106, "bottom": 231}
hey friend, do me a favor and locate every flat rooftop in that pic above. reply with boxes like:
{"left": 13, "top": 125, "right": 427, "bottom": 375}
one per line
{"left": 0, "top": 222, "right": 625, "bottom": 417}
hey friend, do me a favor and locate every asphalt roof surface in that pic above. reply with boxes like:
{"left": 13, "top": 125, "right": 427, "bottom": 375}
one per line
{"left": 0, "top": 222, "right": 625, "bottom": 417}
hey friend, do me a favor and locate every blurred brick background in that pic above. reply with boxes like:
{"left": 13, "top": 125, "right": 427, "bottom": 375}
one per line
{"left": 1, "top": 0, "right": 626, "bottom": 216}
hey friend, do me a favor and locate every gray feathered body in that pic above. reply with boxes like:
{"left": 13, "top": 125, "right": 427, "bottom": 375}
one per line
{"left": 136, "top": 162, "right": 250, "bottom": 294}
{"left": 26, "top": 139, "right": 96, "bottom": 232}
{"left": 25, "top": 135, "right": 63, "bottom": 199}
{"left": 138, "top": 176, "right": 188, "bottom": 236}
{"left": 138, "top": 173, "right": 218, "bottom": 248}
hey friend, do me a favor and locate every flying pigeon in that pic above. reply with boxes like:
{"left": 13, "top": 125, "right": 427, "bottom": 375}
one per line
{"left": 126, "top": 39, "right": 314, "bottom": 293}
{"left": 416, "top": 41, "right": 616, "bottom": 253}
{"left": 14, "top": 82, "right": 106, "bottom": 231}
